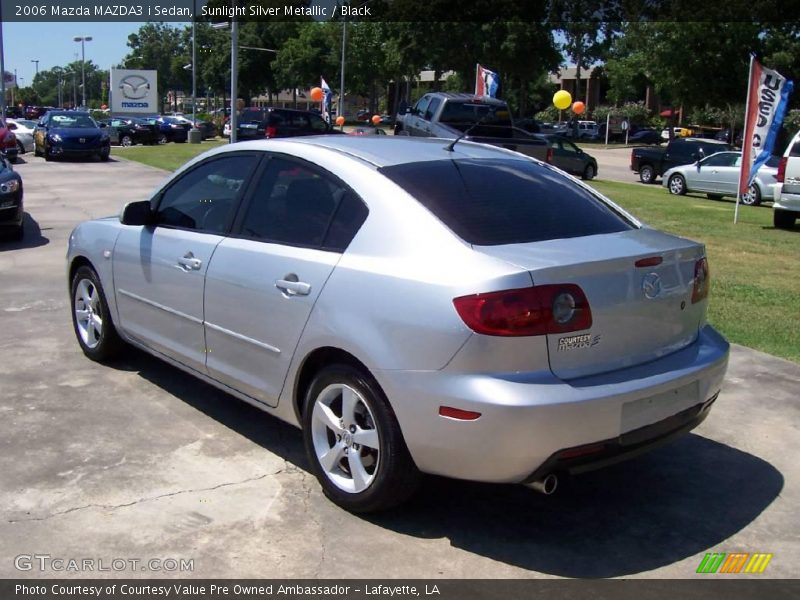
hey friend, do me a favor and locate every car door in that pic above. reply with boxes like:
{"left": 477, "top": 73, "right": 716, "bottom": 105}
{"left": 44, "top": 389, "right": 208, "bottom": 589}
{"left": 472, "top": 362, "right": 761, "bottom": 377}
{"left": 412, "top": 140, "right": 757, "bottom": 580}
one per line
{"left": 558, "top": 138, "right": 586, "bottom": 174}
{"left": 203, "top": 155, "right": 368, "bottom": 406}
{"left": 695, "top": 152, "right": 738, "bottom": 194}
{"left": 112, "top": 153, "right": 260, "bottom": 373}
{"left": 406, "top": 95, "right": 432, "bottom": 136}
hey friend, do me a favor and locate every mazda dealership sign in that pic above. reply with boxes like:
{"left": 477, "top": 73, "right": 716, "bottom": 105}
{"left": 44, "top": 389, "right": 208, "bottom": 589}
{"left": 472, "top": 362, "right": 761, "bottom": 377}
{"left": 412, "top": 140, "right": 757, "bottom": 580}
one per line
{"left": 110, "top": 69, "right": 158, "bottom": 114}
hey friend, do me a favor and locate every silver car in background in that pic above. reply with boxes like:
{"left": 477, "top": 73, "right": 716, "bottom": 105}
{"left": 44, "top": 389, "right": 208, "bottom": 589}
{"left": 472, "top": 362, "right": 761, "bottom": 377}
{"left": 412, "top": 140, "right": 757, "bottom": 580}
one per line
{"left": 67, "top": 137, "right": 729, "bottom": 512}
{"left": 663, "top": 150, "right": 779, "bottom": 205}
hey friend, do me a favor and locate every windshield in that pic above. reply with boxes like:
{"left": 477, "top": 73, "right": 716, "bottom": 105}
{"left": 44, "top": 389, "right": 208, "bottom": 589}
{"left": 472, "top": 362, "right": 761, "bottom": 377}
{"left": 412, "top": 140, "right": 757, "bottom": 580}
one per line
{"left": 51, "top": 114, "right": 98, "bottom": 129}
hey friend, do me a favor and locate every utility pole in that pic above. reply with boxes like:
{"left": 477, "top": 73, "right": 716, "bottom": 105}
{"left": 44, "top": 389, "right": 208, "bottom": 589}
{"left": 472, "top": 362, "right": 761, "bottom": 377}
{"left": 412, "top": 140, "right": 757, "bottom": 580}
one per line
{"left": 338, "top": 21, "right": 346, "bottom": 118}
{"left": 73, "top": 35, "right": 92, "bottom": 108}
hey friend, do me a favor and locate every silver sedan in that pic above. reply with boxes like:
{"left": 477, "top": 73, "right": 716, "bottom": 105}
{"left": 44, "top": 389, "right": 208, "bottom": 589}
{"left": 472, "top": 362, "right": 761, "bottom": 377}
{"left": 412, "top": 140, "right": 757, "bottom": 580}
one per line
{"left": 67, "top": 136, "right": 729, "bottom": 512}
{"left": 663, "top": 151, "right": 779, "bottom": 205}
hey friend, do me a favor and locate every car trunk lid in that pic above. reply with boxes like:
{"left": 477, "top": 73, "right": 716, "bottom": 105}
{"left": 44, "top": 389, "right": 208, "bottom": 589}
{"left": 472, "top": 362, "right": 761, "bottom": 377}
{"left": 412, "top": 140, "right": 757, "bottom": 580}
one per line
{"left": 477, "top": 228, "right": 707, "bottom": 380}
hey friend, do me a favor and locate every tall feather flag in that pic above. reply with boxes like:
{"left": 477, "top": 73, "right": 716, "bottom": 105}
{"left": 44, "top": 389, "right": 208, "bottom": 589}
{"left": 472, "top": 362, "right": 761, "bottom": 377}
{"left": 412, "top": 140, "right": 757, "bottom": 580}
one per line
{"left": 320, "top": 77, "right": 333, "bottom": 124}
{"left": 475, "top": 64, "right": 499, "bottom": 98}
{"left": 736, "top": 56, "right": 793, "bottom": 223}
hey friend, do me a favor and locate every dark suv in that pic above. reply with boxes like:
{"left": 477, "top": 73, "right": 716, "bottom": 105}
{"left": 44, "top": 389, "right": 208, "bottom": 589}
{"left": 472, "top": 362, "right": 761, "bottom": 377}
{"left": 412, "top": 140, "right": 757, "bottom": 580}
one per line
{"left": 236, "top": 108, "right": 342, "bottom": 141}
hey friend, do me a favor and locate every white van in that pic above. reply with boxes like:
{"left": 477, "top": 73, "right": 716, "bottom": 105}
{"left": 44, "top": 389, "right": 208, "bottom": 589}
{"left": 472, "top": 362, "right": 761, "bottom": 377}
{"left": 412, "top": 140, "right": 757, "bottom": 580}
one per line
{"left": 576, "top": 120, "right": 599, "bottom": 139}
{"left": 773, "top": 130, "right": 800, "bottom": 229}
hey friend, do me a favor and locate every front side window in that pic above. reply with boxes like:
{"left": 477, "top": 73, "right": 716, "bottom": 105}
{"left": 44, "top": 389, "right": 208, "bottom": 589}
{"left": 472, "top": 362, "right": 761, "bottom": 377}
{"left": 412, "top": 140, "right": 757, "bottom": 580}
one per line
{"left": 238, "top": 157, "right": 367, "bottom": 250}
{"left": 703, "top": 153, "right": 737, "bottom": 167}
{"left": 154, "top": 154, "right": 259, "bottom": 233}
{"left": 309, "top": 114, "right": 329, "bottom": 132}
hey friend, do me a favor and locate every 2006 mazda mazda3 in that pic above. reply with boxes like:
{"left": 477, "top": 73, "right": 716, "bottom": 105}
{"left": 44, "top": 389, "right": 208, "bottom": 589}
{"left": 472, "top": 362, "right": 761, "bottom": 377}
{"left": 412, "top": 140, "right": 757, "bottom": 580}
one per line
{"left": 67, "top": 136, "right": 729, "bottom": 512}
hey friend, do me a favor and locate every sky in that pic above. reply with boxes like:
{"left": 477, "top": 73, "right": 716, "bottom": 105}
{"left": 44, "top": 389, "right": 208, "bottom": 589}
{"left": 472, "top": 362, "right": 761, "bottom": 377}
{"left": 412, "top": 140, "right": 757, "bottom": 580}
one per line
{"left": 3, "top": 21, "right": 150, "bottom": 87}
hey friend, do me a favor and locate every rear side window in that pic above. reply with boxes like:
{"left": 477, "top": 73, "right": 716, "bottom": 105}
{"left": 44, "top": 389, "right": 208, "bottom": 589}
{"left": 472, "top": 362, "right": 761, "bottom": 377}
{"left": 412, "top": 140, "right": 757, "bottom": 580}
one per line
{"left": 380, "top": 159, "right": 634, "bottom": 245}
{"left": 789, "top": 142, "right": 800, "bottom": 157}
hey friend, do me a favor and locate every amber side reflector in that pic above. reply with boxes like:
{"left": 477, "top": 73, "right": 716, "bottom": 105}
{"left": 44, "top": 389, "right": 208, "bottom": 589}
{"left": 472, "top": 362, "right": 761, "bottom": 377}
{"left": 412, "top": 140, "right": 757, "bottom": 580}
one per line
{"left": 557, "top": 443, "right": 606, "bottom": 460}
{"left": 439, "top": 406, "right": 482, "bottom": 421}
{"left": 635, "top": 256, "right": 663, "bottom": 268}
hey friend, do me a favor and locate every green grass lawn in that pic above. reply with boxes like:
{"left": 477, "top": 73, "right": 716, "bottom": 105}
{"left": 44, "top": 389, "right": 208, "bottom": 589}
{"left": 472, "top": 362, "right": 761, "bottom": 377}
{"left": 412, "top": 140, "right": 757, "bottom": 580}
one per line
{"left": 115, "top": 143, "right": 800, "bottom": 363}
{"left": 112, "top": 139, "right": 226, "bottom": 172}
{"left": 590, "top": 181, "right": 800, "bottom": 363}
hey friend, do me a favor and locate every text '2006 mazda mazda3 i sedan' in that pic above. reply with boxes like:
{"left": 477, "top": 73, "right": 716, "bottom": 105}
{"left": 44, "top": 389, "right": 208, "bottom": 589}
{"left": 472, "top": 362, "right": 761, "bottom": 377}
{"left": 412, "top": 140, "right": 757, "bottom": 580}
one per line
{"left": 66, "top": 136, "right": 729, "bottom": 512}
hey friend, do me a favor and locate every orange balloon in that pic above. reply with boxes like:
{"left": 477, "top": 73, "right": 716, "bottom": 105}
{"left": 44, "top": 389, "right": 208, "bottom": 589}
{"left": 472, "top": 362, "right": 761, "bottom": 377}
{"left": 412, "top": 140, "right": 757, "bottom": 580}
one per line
{"left": 335, "top": 115, "right": 345, "bottom": 126}
{"left": 371, "top": 115, "right": 381, "bottom": 125}
{"left": 310, "top": 87, "right": 324, "bottom": 102}
{"left": 572, "top": 101, "right": 586, "bottom": 115}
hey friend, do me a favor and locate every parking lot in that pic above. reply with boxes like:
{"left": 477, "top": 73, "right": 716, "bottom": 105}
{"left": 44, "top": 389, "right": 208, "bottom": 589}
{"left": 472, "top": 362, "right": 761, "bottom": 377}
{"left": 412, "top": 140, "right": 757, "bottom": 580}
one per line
{"left": 1, "top": 152, "right": 799, "bottom": 579}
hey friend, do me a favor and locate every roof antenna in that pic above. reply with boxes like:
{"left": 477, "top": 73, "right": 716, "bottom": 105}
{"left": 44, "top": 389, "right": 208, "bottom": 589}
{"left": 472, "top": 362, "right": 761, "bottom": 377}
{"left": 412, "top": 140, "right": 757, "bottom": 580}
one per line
{"left": 444, "top": 105, "right": 495, "bottom": 152}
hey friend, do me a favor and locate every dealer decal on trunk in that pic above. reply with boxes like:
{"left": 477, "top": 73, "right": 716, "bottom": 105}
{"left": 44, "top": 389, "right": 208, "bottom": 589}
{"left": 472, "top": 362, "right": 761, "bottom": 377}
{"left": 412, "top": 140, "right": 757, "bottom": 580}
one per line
{"left": 557, "top": 334, "right": 601, "bottom": 352}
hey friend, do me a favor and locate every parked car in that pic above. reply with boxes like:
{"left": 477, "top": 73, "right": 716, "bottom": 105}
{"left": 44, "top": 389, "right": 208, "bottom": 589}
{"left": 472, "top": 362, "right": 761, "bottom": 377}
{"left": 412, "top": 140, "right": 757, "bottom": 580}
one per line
{"left": 631, "top": 138, "right": 731, "bottom": 184}
{"left": 139, "top": 116, "right": 189, "bottom": 144}
{"left": 662, "top": 151, "right": 779, "bottom": 206}
{"left": 347, "top": 127, "right": 387, "bottom": 136}
{"left": 191, "top": 120, "right": 218, "bottom": 140}
{"left": 773, "top": 129, "right": 800, "bottom": 229}
{"left": 0, "top": 119, "right": 19, "bottom": 162}
{"left": 235, "top": 107, "right": 342, "bottom": 141}
{"left": 99, "top": 118, "right": 158, "bottom": 146}
{"left": 0, "top": 155, "right": 23, "bottom": 240}
{"left": 6, "top": 118, "right": 36, "bottom": 154}
{"left": 67, "top": 136, "right": 729, "bottom": 512}
{"left": 542, "top": 134, "right": 598, "bottom": 179}
{"left": 715, "top": 129, "right": 744, "bottom": 147}
{"left": 33, "top": 111, "right": 111, "bottom": 161}
{"left": 564, "top": 120, "right": 599, "bottom": 140}
{"left": 628, "top": 128, "right": 663, "bottom": 145}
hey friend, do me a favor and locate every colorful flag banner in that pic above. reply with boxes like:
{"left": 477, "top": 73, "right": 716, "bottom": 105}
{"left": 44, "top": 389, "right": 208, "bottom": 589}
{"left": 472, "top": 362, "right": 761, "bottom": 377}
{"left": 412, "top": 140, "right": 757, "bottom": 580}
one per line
{"left": 320, "top": 77, "right": 333, "bottom": 124}
{"left": 736, "top": 56, "right": 793, "bottom": 222}
{"left": 475, "top": 64, "right": 499, "bottom": 98}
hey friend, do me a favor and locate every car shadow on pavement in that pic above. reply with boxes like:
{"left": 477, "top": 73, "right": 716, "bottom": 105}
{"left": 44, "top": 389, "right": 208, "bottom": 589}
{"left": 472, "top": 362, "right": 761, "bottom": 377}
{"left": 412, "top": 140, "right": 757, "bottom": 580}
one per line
{"left": 114, "top": 348, "right": 783, "bottom": 578}
{"left": 0, "top": 212, "right": 49, "bottom": 249}
{"left": 368, "top": 434, "right": 784, "bottom": 577}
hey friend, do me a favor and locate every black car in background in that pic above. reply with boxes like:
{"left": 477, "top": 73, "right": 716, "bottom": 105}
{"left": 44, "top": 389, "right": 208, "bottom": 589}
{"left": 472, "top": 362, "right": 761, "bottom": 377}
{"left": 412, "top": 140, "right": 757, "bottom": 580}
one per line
{"left": 139, "top": 116, "right": 189, "bottom": 144}
{"left": 628, "top": 128, "right": 663, "bottom": 145}
{"left": 0, "top": 155, "right": 24, "bottom": 240}
{"left": 33, "top": 111, "right": 111, "bottom": 162}
{"left": 542, "top": 134, "right": 598, "bottom": 180}
{"left": 235, "top": 107, "right": 342, "bottom": 141}
{"left": 99, "top": 117, "right": 159, "bottom": 146}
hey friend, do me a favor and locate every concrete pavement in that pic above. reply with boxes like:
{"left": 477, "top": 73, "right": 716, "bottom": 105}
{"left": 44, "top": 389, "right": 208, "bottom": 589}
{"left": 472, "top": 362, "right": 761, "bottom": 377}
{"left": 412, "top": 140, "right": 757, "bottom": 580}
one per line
{"left": 1, "top": 151, "right": 798, "bottom": 579}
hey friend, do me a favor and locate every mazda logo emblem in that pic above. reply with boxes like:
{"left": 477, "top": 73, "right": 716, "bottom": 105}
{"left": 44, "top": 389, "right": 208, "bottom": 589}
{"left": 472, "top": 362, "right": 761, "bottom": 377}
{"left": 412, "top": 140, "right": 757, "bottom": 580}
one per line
{"left": 120, "top": 74, "right": 150, "bottom": 100}
{"left": 642, "top": 273, "right": 662, "bottom": 299}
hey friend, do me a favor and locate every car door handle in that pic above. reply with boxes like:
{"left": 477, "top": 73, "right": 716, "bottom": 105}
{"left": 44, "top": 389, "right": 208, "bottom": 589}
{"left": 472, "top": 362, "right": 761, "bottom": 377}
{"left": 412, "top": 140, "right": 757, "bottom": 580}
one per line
{"left": 176, "top": 252, "right": 202, "bottom": 271}
{"left": 275, "top": 278, "right": 311, "bottom": 296}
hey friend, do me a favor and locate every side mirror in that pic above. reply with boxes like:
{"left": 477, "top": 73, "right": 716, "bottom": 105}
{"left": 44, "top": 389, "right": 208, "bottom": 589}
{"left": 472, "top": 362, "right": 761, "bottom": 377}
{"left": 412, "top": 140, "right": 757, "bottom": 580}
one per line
{"left": 120, "top": 200, "right": 154, "bottom": 226}
{"left": 98, "top": 122, "right": 107, "bottom": 128}
{"left": 37, "top": 120, "right": 45, "bottom": 127}
{"left": 403, "top": 106, "right": 412, "bottom": 114}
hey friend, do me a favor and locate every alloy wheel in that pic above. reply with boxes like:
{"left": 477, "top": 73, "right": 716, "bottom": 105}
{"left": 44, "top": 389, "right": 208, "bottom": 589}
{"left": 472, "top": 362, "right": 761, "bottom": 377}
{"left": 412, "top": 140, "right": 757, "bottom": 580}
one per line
{"left": 310, "top": 383, "right": 380, "bottom": 494}
{"left": 73, "top": 278, "right": 103, "bottom": 349}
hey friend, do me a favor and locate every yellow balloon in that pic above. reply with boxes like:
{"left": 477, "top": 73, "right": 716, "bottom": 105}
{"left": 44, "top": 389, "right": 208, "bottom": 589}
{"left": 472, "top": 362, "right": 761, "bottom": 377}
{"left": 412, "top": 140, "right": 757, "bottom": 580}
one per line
{"left": 553, "top": 90, "right": 572, "bottom": 110}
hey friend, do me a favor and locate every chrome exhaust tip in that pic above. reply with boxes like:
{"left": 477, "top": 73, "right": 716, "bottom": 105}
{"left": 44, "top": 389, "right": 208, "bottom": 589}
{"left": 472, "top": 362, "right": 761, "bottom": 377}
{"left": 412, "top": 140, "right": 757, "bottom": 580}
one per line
{"left": 525, "top": 473, "right": 558, "bottom": 495}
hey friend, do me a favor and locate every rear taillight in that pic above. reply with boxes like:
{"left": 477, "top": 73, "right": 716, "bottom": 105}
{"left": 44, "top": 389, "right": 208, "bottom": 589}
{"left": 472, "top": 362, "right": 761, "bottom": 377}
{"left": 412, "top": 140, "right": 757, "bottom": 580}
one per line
{"left": 692, "top": 258, "right": 710, "bottom": 304}
{"left": 546, "top": 147, "right": 553, "bottom": 164}
{"left": 777, "top": 156, "right": 787, "bottom": 183}
{"left": 265, "top": 126, "right": 278, "bottom": 138}
{"left": 453, "top": 284, "right": 592, "bottom": 337}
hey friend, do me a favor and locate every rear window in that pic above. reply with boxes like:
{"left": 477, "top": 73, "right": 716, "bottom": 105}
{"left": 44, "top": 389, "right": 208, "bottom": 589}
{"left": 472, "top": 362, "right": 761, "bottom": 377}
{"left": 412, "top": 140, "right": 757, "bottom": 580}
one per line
{"left": 439, "top": 102, "right": 512, "bottom": 127}
{"left": 380, "top": 159, "right": 635, "bottom": 245}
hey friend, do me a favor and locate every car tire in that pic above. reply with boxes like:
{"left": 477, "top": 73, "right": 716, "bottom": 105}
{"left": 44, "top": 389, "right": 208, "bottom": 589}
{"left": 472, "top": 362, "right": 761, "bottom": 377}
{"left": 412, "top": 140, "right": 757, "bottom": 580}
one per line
{"left": 11, "top": 221, "right": 24, "bottom": 242}
{"left": 582, "top": 164, "right": 596, "bottom": 180}
{"left": 17, "top": 140, "right": 25, "bottom": 155}
{"left": 98, "top": 146, "right": 110, "bottom": 162}
{"left": 668, "top": 173, "right": 687, "bottom": 195}
{"left": 302, "top": 364, "right": 421, "bottom": 513}
{"left": 158, "top": 134, "right": 168, "bottom": 145}
{"left": 70, "top": 265, "right": 124, "bottom": 362}
{"left": 774, "top": 209, "right": 797, "bottom": 230}
{"left": 741, "top": 184, "right": 761, "bottom": 206}
{"left": 639, "top": 164, "right": 655, "bottom": 184}
{"left": 706, "top": 194, "right": 724, "bottom": 200}
{"left": 34, "top": 144, "right": 41, "bottom": 157}
{"left": 43, "top": 144, "right": 52, "bottom": 162}
{"left": 120, "top": 135, "right": 133, "bottom": 147}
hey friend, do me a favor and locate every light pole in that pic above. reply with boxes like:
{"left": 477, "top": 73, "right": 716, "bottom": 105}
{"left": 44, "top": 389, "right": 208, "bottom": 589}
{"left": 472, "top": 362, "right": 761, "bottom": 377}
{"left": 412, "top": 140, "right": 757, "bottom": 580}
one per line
{"left": 73, "top": 35, "right": 92, "bottom": 108}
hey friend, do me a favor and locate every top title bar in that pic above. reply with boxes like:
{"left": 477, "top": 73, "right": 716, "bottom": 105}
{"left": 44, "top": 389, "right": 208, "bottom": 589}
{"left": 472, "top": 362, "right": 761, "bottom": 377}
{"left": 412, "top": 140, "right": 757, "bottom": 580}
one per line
{"left": 1, "top": 0, "right": 796, "bottom": 22}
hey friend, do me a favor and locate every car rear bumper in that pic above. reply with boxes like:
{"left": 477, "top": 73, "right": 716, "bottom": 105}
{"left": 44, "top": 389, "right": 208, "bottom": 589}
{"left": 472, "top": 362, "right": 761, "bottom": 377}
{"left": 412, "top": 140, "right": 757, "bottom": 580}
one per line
{"left": 376, "top": 324, "right": 729, "bottom": 484}
{"left": 773, "top": 185, "right": 800, "bottom": 212}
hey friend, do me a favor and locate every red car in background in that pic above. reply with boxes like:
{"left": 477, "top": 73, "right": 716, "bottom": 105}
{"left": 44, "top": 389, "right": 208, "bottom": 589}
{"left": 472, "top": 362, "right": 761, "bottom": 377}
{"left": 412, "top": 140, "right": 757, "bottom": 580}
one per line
{"left": 0, "top": 120, "right": 18, "bottom": 162}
